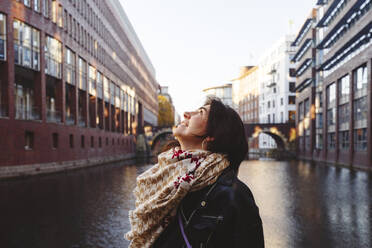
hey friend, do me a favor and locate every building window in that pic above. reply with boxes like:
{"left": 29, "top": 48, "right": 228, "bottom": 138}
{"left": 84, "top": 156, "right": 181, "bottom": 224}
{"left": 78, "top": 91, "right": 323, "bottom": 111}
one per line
{"left": 0, "top": 13, "right": 6, "bottom": 61}
{"left": 327, "top": 108, "right": 336, "bottom": 127}
{"left": 338, "top": 74, "right": 350, "bottom": 104}
{"left": 65, "top": 47, "right": 75, "bottom": 85}
{"left": 13, "top": 20, "right": 40, "bottom": 70}
{"left": 69, "top": 134, "right": 74, "bottom": 148}
{"left": 78, "top": 57, "right": 87, "bottom": 90}
{"left": 45, "top": 36, "right": 62, "bottom": 78}
{"left": 96, "top": 71, "right": 103, "bottom": 99}
{"left": 316, "top": 133, "right": 323, "bottom": 149}
{"left": 338, "top": 103, "right": 349, "bottom": 127}
{"left": 353, "top": 65, "right": 367, "bottom": 130}
{"left": 353, "top": 97, "right": 367, "bottom": 127}
{"left": 288, "top": 96, "right": 296, "bottom": 105}
{"left": 51, "top": 0, "right": 57, "bottom": 23}
{"left": 110, "top": 82, "right": 115, "bottom": 105}
{"left": 327, "top": 132, "right": 335, "bottom": 150}
{"left": 57, "top": 4, "right": 63, "bottom": 27}
{"left": 267, "top": 101, "right": 270, "bottom": 108}
{"left": 99, "top": 137, "right": 102, "bottom": 148}
{"left": 289, "top": 82, "right": 295, "bottom": 92}
{"left": 316, "top": 113, "right": 323, "bottom": 129}
{"left": 339, "top": 131, "right": 349, "bottom": 150}
{"left": 88, "top": 65, "right": 96, "bottom": 96}
{"left": 280, "top": 97, "right": 283, "bottom": 106}
{"left": 280, "top": 112, "right": 283, "bottom": 123}
{"left": 63, "top": 10, "right": 68, "bottom": 32}
{"left": 52, "top": 132, "right": 58, "bottom": 149}
{"left": 354, "top": 65, "right": 367, "bottom": 96}
{"left": 272, "top": 100, "right": 275, "bottom": 108}
{"left": 24, "top": 0, "right": 31, "bottom": 7}
{"left": 326, "top": 83, "right": 336, "bottom": 129}
{"left": 354, "top": 128, "right": 367, "bottom": 151}
{"left": 14, "top": 73, "right": 40, "bottom": 120}
{"left": 25, "top": 131, "right": 34, "bottom": 150}
{"left": 81, "top": 135, "right": 85, "bottom": 148}
{"left": 43, "top": 0, "right": 49, "bottom": 18}
{"left": 33, "top": 0, "right": 40, "bottom": 12}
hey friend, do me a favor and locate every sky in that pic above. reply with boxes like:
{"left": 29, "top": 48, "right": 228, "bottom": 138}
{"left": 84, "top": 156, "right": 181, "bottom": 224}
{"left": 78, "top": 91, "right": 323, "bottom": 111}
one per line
{"left": 119, "top": 0, "right": 318, "bottom": 116}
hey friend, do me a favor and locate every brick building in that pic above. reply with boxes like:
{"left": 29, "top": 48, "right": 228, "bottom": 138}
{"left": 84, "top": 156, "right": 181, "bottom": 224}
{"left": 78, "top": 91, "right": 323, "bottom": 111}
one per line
{"left": 232, "top": 66, "right": 260, "bottom": 149}
{"left": 0, "top": 0, "right": 158, "bottom": 167}
{"left": 291, "top": 9, "right": 318, "bottom": 160}
{"left": 294, "top": 0, "right": 372, "bottom": 170}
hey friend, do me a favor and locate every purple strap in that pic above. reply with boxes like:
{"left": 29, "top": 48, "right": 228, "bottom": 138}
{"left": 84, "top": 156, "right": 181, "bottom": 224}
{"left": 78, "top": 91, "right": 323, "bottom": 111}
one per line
{"left": 178, "top": 212, "right": 192, "bottom": 248}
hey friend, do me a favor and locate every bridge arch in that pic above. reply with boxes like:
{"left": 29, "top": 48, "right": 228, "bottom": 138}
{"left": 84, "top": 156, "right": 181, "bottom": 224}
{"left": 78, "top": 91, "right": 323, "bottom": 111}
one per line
{"left": 244, "top": 123, "right": 296, "bottom": 151}
{"left": 150, "top": 129, "right": 174, "bottom": 153}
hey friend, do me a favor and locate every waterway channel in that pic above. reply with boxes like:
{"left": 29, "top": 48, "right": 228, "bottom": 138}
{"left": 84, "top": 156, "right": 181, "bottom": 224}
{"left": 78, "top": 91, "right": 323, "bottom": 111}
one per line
{"left": 0, "top": 160, "right": 371, "bottom": 248}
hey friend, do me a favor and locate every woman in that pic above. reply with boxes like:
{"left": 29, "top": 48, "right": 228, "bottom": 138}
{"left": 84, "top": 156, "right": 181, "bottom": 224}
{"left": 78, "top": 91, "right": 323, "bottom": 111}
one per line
{"left": 125, "top": 98, "right": 264, "bottom": 248}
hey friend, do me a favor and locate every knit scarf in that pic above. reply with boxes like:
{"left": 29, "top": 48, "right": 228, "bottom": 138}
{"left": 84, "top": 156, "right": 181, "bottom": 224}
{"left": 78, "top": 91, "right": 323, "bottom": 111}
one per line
{"left": 124, "top": 147, "right": 230, "bottom": 248}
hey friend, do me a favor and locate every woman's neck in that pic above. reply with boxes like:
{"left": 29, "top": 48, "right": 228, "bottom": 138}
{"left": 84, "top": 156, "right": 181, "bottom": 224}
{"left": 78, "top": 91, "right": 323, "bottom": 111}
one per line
{"left": 178, "top": 139, "right": 203, "bottom": 151}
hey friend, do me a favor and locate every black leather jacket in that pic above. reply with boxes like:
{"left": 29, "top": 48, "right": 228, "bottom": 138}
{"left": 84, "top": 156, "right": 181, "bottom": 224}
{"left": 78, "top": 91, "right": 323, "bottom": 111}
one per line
{"left": 153, "top": 167, "right": 264, "bottom": 248}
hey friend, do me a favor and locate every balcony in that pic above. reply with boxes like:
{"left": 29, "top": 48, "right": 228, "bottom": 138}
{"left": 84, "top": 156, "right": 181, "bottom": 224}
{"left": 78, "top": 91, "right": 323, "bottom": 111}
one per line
{"left": 266, "top": 81, "right": 276, "bottom": 88}
{"left": 46, "top": 109, "right": 61, "bottom": 123}
{"left": 15, "top": 105, "right": 41, "bottom": 120}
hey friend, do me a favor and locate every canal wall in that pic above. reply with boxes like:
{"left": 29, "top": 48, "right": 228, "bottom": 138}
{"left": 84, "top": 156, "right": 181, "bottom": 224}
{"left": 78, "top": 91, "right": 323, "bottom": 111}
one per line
{"left": 0, "top": 153, "right": 136, "bottom": 180}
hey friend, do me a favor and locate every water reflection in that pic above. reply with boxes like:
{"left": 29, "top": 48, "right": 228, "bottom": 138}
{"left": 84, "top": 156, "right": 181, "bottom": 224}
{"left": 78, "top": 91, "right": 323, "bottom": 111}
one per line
{"left": 0, "top": 162, "right": 152, "bottom": 248}
{"left": 239, "top": 160, "right": 372, "bottom": 248}
{"left": 0, "top": 160, "right": 371, "bottom": 248}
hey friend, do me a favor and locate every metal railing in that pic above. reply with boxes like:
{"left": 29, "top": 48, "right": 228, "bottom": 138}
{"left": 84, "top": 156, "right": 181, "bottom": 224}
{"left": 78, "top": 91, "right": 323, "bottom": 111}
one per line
{"left": 78, "top": 115, "right": 86, "bottom": 127}
{"left": 46, "top": 109, "right": 62, "bottom": 123}
{"left": 65, "top": 115, "right": 75, "bottom": 125}
{"left": 15, "top": 105, "right": 41, "bottom": 120}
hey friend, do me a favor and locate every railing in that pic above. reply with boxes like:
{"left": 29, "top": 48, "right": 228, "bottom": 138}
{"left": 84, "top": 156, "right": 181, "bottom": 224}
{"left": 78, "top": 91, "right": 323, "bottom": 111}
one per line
{"left": 65, "top": 115, "right": 75, "bottom": 125}
{"left": 46, "top": 109, "right": 62, "bottom": 123}
{"left": 15, "top": 105, "right": 41, "bottom": 120}
{"left": 78, "top": 115, "right": 86, "bottom": 127}
{"left": 0, "top": 103, "right": 8, "bottom": 117}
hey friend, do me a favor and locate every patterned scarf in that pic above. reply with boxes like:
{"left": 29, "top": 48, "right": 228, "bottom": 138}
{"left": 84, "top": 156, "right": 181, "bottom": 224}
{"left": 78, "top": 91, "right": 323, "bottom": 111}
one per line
{"left": 125, "top": 147, "right": 230, "bottom": 248}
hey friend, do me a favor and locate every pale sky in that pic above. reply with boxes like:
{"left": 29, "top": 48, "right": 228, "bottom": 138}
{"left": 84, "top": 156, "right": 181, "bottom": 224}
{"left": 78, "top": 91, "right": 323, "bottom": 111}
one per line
{"left": 119, "top": 0, "right": 318, "bottom": 115}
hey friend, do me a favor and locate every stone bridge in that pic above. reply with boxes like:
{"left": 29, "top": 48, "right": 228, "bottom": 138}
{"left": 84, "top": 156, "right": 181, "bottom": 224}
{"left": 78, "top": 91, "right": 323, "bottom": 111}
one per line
{"left": 244, "top": 122, "right": 296, "bottom": 151}
{"left": 149, "top": 122, "right": 297, "bottom": 155}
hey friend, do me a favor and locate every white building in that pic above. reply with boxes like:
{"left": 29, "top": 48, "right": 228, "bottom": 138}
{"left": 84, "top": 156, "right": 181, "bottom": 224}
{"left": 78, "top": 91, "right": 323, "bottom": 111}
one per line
{"left": 258, "top": 35, "right": 297, "bottom": 149}
{"left": 202, "top": 84, "right": 233, "bottom": 108}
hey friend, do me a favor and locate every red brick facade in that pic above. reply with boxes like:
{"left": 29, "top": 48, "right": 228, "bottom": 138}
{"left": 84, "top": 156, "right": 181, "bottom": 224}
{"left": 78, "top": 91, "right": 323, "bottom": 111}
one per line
{"left": 0, "top": 0, "right": 158, "bottom": 166}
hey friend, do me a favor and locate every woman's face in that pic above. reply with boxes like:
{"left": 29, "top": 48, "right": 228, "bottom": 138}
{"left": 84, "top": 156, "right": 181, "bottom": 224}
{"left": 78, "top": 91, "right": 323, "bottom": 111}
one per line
{"left": 173, "top": 105, "right": 210, "bottom": 140}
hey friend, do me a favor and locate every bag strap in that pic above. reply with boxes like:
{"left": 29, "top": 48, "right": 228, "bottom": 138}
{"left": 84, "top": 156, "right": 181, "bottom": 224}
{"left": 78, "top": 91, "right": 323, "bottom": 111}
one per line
{"left": 178, "top": 211, "right": 192, "bottom": 248}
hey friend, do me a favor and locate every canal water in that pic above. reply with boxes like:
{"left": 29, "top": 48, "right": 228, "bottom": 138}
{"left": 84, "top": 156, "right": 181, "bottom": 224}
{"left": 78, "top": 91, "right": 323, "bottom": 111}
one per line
{"left": 0, "top": 160, "right": 371, "bottom": 248}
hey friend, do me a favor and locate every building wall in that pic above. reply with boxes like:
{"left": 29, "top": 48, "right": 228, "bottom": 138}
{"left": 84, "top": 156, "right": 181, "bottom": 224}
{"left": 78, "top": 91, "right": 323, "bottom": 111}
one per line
{"left": 295, "top": 0, "right": 372, "bottom": 170}
{"left": 258, "top": 35, "right": 297, "bottom": 149}
{"left": 203, "top": 84, "right": 233, "bottom": 107}
{"left": 231, "top": 66, "right": 259, "bottom": 149}
{"left": 0, "top": 0, "right": 158, "bottom": 166}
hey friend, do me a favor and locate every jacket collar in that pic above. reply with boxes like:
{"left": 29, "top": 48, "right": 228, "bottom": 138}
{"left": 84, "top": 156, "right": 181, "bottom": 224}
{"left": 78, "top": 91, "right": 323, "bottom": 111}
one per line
{"left": 216, "top": 166, "right": 237, "bottom": 186}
